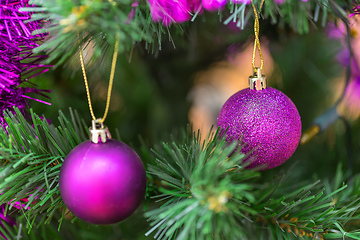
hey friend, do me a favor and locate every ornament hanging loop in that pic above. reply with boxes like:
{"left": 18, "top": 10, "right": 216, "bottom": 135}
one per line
{"left": 89, "top": 119, "right": 112, "bottom": 143}
{"left": 249, "top": 67, "right": 267, "bottom": 90}
{"left": 251, "top": 1, "right": 264, "bottom": 73}
{"left": 79, "top": 35, "right": 119, "bottom": 123}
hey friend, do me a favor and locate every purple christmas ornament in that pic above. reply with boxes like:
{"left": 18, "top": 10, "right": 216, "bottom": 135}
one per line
{"left": 148, "top": 0, "right": 192, "bottom": 26}
{"left": 169, "top": 0, "right": 192, "bottom": 23}
{"left": 0, "top": 0, "right": 51, "bottom": 126}
{"left": 202, "top": 0, "right": 226, "bottom": 11}
{"left": 59, "top": 139, "right": 147, "bottom": 225}
{"left": 217, "top": 87, "right": 301, "bottom": 169}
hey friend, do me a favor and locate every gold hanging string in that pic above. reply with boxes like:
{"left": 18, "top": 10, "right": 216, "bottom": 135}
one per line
{"left": 251, "top": 1, "right": 264, "bottom": 73}
{"left": 79, "top": 36, "right": 119, "bottom": 123}
{"left": 260, "top": 0, "right": 265, "bottom": 10}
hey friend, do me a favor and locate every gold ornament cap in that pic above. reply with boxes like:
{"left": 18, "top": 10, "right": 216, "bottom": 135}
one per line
{"left": 249, "top": 67, "right": 267, "bottom": 90}
{"left": 89, "top": 119, "right": 112, "bottom": 143}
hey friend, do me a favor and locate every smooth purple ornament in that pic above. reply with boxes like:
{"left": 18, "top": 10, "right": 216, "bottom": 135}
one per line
{"left": 217, "top": 87, "right": 301, "bottom": 169}
{"left": 59, "top": 139, "right": 147, "bottom": 225}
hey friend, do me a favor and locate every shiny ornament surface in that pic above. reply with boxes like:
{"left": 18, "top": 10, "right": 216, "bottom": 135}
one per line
{"left": 217, "top": 87, "right": 301, "bottom": 169}
{"left": 59, "top": 139, "right": 146, "bottom": 224}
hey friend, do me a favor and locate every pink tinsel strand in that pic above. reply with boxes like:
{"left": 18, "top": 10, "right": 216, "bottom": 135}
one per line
{"left": 0, "top": 0, "right": 51, "bottom": 126}
{"left": 126, "top": 2, "right": 139, "bottom": 24}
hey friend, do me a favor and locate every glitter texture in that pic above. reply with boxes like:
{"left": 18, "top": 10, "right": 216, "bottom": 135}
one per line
{"left": 217, "top": 87, "right": 301, "bottom": 169}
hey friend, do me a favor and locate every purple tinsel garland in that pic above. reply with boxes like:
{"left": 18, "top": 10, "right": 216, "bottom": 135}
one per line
{"left": 0, "top": 0, "right": 51, "bottom": 126}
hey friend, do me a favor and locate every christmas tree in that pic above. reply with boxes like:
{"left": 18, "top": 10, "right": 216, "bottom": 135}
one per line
{"left": 1, "top": 0, "right": 360, "bottom": 239}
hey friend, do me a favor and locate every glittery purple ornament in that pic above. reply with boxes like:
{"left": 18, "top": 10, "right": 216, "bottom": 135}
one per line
{"left": 217, "top": 87, "right": 301, "bottom": 169}
{"left": 59, "top": 139, "right": 147, "bottom": 225}
{"left": 0, "top": 0, "right": 51, "bottom": 126}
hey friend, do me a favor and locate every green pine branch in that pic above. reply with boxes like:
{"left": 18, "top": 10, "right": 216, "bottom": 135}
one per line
{"left": 2, "top": 108, "right": 360, "bottom": 239}
{"left": 0, "top": 108, "right": 87, "bottom": 237}
{"left": 0, "top": 107, "right": 153, "bottom": 239}
{"left": 144, "top": 128, "right": 360, "bottom": 240}
{"left": 22, "top": 0, "right": 161, "bottom": 66}
{"left": 20, "top": 0, "right": 353, "bottom": 66}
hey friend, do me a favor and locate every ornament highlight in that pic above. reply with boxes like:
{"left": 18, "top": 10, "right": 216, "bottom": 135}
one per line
{"left": 59, "top": 121, "right": 146, "bottom": 225}
{"left": 217, "top": 69, "right": 301, "bottom": 169}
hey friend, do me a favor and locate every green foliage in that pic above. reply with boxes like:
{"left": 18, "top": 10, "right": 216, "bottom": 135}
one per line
{"left": 21, "top": 0, "right": 353, "bottom": 65}
{"left": 145, "top": 128, "right": 360, "bottom": 240}
{"left": 1, "top": 109, "right": 360, "bottom": 239}
{"left": 0, "top": 108, "right": 153, "bottom": 239}
{"left": 0, "top": 0, "right": 357, "bottom": 239}
{"left": 0, "top": 108, "right": 87, "bottom": 237}
{"left": 145, "top": 129, "right": 259, "bottom": 240}
{"left": 225, "top": 0, "right": 349, "bottom": 35}
{"left": 23, "top": 0, "right": 158, "bottom": 65}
